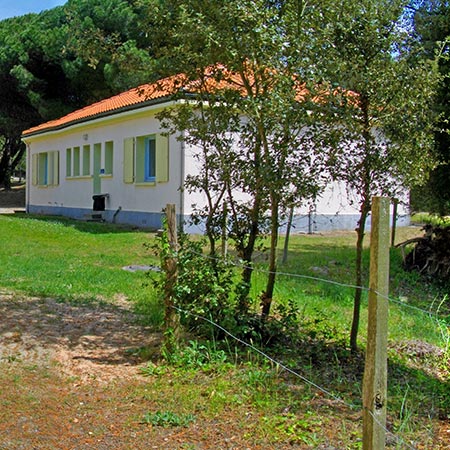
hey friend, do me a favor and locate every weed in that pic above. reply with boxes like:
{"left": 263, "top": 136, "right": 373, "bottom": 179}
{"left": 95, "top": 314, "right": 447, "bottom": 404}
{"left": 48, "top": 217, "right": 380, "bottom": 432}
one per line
{"left": 265, "top": 412, "right": 324, "bottom": 446}
{"left": 141, "top": 410, "right": 196, "bottom": 427}
{"left": 3, "top": 355, "right": 21, "bottom": 363}
{"left": 162, "top": 339, "right": 229, "bottom": 371}
{"left": 139, "top": 362, "right": 167, "bottom": 376}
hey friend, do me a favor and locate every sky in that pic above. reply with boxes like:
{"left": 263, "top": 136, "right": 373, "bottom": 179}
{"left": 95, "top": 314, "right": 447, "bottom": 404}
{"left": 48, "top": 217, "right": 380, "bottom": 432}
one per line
{"left": 0, "top": 0, "right": 67, "bottom": 20}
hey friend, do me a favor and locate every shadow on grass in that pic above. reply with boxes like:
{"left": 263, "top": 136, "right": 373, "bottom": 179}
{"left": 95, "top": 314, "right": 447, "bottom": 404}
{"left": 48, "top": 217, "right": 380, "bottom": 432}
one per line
{"left": 272, "top": 333, "right": 449, "bottom": 420}
{"left": 6, "top": 213, "right": 157, "bottom": 235}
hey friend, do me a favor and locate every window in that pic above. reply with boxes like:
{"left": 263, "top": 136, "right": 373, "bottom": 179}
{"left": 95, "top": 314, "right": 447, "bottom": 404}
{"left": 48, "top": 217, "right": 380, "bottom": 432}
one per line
{"left": 67, "top": 142, "right": 111, "bottom": 178}
{"left": 32, "top": 151, "right": 59, "bottom": 187}
{"left": 144, "top": 137, "right": 156, "bottom": 181}
{"left": 123, "top": 133, "right": 168, "bottom": 184}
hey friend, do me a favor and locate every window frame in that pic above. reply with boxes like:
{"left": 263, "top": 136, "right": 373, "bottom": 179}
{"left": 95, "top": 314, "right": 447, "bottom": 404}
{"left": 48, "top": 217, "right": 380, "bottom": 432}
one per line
{"left": 123, "top": 133, "right": 169, "bottom": 185}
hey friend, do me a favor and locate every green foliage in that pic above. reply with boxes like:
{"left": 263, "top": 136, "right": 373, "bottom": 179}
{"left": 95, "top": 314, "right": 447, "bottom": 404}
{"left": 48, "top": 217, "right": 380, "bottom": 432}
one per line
{"left": 154, "top": 228, "right": 313, "bottom": 347}
{"left": 0, "top": 0, "right": 159, "bottom": 187}
{"left": 154, "top": 231, "right": 238, "bottom": 337}
{"left": 412, "top": 212, "right": 450, "bottom": 227}
{"left": 154, "top": 0, "right": 332, "bottom": 319}
{"left": 141, "top": 410, "right": 196, "bottom": 427}
{"left": 411, "top": 1, "right": 450, "bottom": 215}
{"left": 311, "top": 0, "right": 440, "bottom": 350}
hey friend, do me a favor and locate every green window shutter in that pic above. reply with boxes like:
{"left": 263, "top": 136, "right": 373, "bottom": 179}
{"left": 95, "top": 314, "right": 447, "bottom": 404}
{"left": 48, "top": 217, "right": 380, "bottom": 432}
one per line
{"left": 47, "top": 151, "right": 54, "bottom": 185}
{"left": 73, "top": 147, "right": 80, "bottom": 176}
{"left": 123, "top": 137, "right": 135, "bottom": 183}
{"left": 82, "top": 145, "right": 90, "bottom": 176}
{"left": 156, "top": 134, "right": 169, "bottom": 183}
{"left": 104, "top": 141, "right": 113, "bottom": 174}
{"left": 53, "top": 151, "right": 60, "bottom": 185}
{"left": 66, "top": 148, "right": 72, "bottom": 177}
{"left": 38, "top": 153, "right": 48, "bottom": 185}
{"left": 31, "top": 153, "right": 38, "bottom": 186}
{"left": 135, "top": 136, "right": 146, "bottom": 182}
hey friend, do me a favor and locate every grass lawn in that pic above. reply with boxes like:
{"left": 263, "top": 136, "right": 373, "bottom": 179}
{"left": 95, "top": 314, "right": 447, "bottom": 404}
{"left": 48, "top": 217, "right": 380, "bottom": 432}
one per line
{"left": 0, "top": 213, "right": 448, "bottom": 448}
{"left": 0, "top": 214, "right": 160, "bottom": 311}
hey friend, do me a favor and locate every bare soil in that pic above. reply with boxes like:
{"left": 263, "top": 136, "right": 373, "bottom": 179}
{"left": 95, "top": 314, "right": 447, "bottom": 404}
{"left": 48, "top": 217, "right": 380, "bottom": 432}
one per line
{"left": 0, "top": 183, "right": 25, "bottom": 210}
{"left": 0, "top": 292, "right": 449, "bottom": 449}
{"left": 0, "top": 293, "right": 313, "bottom": 450}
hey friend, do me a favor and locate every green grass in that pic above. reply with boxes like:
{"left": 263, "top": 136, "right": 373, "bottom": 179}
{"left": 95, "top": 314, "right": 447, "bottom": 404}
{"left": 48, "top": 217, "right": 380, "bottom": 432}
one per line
{"left": 252, "top": 231, "right": 448, "bottom": 349}
{"left": 0, "top": 214, "right": 448, "bottom": 447}
{"left": 0, "top": 215, "right": 161, "bottom": 316}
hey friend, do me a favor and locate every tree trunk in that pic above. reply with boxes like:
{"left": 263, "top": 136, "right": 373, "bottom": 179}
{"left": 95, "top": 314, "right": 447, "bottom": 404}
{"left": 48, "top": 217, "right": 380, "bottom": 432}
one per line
{"left": 350, "top": 92, "right": 374, "bottom": 352}
{"left": 0, "top": 136, "right": 25, "bottom": 190}
{"left": 261, "top": 196, "right": 279, "bottom": 321}
{"left": 0, "top": 142, "right": 11, "bottom": 190}
{"left": 350, "top": 201, "right": 370, "bottom": 352}
{"left": 237, "top": 214, "right": 259, "bottom": 315}
{"left": 232, "top": 138, "right": 263, "bottom": 315}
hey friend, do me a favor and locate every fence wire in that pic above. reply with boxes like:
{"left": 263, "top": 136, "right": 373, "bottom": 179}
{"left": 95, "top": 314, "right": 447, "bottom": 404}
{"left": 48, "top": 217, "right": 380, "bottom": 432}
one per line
{"left": 154, "top": 242, "right": 448, "bottom": 449}
{"left": 188, "top": 249, "right": 448, "bottom": 324}
{"left": 171, "top": 304, "right": 420, "bottom": 450}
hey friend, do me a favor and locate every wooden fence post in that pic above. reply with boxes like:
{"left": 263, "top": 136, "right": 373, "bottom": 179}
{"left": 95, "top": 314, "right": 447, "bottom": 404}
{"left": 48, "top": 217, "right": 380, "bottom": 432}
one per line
{"left": 363, "top": 196, "right": 390, "bottom": 450}
{"left": 162, "top": 204, "right": 180, "bottom": 353}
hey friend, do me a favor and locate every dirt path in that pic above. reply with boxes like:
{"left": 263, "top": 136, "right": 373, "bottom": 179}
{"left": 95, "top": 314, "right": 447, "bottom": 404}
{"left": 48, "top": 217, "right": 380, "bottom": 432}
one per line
{"left": 0, "top": 293, "right": 159, "bottom": 383}
{"left": 0, "top": 293, "right": 174, "bottom": 450}
{"left": 0, "top": 293, "right": 273, "bottom": 450}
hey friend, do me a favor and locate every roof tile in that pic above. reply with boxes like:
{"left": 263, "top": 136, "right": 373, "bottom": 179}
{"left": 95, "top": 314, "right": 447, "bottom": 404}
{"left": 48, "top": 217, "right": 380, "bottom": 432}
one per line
{"left": 22, "top": 67, "right": 313, "bottom": 137}
{"left": 22, "top": 74, "right": 185, "bottom": 137}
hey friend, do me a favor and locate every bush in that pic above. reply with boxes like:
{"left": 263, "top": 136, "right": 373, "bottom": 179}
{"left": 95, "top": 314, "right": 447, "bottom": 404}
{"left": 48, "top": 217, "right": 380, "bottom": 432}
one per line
{"left": 155, "top": 232, "right": 237, "bottom": 337}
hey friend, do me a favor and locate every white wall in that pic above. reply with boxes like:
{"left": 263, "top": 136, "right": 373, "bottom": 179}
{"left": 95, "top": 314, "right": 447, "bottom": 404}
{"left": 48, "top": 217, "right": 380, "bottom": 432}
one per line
{"left": 24, "top": 105, "right": 184, "bottom": 221}
{"left": 24, "top": 104, "right": 410, "bottom": 231}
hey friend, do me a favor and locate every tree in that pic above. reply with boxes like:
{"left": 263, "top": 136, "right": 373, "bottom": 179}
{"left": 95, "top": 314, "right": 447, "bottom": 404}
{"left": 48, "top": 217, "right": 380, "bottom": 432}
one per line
{"left": 317, "top": 0, "right": 439, "bottom": 351}
{"left": 156, "top": 0, "right": 328, "bottom": 319}
{"left": 410, "top": 1, "right": 450, "bottom": 215}
{"left": 0, "top": 0, "right": 160, "bottom": 188}
{"left": 0, "top": 11, "right": 67, "bottom": 188}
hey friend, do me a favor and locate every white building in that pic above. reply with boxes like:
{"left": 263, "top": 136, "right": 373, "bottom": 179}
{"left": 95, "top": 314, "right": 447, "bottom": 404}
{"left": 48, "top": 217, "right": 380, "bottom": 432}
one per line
{"left": 22, "top": 75, "right": 409, "bottom": 232}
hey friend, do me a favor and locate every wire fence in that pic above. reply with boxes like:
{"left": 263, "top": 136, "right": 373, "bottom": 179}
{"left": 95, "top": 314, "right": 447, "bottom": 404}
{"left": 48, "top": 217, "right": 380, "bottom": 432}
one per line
{"left": 171, "top": 304, "right": 419, "bottom": 450}
{"left": 159, "top": 246, "right": 448, "bottom": 450}
{"left": 190, "top": 248, "right": 448, "bottom": 324}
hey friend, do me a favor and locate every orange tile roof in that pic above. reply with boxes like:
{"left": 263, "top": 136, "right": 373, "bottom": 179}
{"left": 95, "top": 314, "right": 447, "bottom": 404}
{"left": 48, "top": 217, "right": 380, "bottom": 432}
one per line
{"left": 22, "top": 74, "right": 187, "bottom": 137}
{"left": 22, "top": 66, "right": 315, "bottom": 138}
